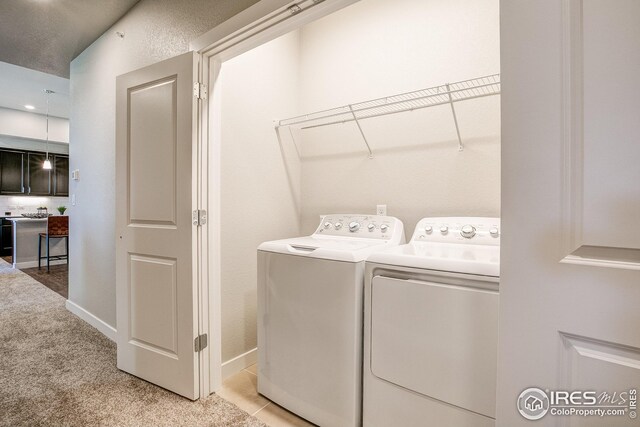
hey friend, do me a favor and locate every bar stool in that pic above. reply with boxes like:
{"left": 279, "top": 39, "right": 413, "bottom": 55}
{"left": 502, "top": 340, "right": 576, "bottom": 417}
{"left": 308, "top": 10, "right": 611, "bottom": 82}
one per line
{"left": 38, "top": 216, "right": 69, "bottom": 272}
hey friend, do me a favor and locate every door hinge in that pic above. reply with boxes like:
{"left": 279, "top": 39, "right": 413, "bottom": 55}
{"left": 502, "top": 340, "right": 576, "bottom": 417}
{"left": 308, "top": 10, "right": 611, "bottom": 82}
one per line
{"left": 194, "top": 334, "right": 208, "bottom": 352}
{"left": 193, "top": 82, "right": 207, "bottom": 100}
{"left": 192, "top": 209, "right": 207, "bottom": 226}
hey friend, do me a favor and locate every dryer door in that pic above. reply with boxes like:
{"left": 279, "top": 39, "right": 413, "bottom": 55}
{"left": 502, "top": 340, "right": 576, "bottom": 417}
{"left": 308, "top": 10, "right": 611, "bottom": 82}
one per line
{"left": 370, "top": 275, "right": 499, "bottom": 418}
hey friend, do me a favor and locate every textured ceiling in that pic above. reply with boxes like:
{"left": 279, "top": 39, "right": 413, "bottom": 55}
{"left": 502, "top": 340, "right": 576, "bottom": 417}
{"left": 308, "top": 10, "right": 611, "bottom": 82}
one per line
{"left": 0, "top": 0, "right": 141, "bottom": 78}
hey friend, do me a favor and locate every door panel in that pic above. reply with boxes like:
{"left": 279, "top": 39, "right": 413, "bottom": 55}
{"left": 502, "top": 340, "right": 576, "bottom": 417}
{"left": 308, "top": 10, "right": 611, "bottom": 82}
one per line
{"left": 0, "top": 151, "right": 25, "bottom": 195}
{"left": 116, "top": 51, "right": 199, "bottom": 400}
{"left": 581, "top": 0, "right": 640, "bottom": 251}
{"left": 27, "top": 152, "right": 51, "bottom": 195}
{"left": 498, "top": 0, "right": 640, "bottom": 425}
{"left": 129, "top": 254, "right": 179, "bottom": 355}
{"left": 561, "top": 0, "right": 640, "bottom": 267}
{"left": 129, "top": 78, "right": 177, "bottom": 225}
{"left": 53, "top": 155, "right": 69, "bottom": 196}
{"left": 558, "top": 333, "right": 640, "bottom": 427}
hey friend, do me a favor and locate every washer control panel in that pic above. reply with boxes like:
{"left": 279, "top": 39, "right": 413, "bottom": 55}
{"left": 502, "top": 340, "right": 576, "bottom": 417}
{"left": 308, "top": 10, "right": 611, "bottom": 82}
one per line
{"left": 412, "top": 217, "right": 500, "bottom": 246}
{"left": 314, "top": 214, "right": 403, "bottom": 240}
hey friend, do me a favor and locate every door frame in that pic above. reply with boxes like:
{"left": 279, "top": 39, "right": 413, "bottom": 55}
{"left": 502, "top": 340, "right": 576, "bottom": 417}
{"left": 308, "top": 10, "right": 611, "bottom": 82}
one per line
{"left": 191, "top": 0, "right": 360, "bottom": 394}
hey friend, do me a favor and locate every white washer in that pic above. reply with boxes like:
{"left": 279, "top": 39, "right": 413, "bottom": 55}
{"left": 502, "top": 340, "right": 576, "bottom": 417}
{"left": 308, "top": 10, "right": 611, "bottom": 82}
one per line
{"left": 363, "top": 217, "right": 500, "bottom": 427}
{"left": 257, "top": 214, "right": 405, "bottom": 427}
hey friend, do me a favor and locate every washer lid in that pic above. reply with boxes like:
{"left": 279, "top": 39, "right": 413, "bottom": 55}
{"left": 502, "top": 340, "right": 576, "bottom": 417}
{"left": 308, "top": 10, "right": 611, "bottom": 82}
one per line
{"left": 258, "top": 236, "right": 397, "bottom": 263}
{"left": 367, "top": 241, "right": 500, "bottom": 277}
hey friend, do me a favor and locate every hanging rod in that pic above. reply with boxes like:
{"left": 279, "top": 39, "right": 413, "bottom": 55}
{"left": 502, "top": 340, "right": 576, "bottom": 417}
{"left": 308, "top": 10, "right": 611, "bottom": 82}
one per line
{"left": 275, "top": 74, "right": 500, "bottom": 155}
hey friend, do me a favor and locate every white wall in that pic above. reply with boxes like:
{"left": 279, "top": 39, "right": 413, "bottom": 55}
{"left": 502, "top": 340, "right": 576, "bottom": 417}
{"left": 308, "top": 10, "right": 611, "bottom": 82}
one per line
{"left": 297, "top": 0, "right": 500, "bottom": 233}
{"left": 218, "top": 32, "right": 302, "bottom": 362}
{"left": 0, "top": 107, "right": 68, "bottom": 143}
{"left": 69, "top": 0, "right": 259, "bottom": 328}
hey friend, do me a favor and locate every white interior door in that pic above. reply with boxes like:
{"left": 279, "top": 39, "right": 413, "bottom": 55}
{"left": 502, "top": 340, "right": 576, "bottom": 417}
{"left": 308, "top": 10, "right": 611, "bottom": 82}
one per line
{"left": 115, "top": 51, "right": 200, "bottom": 400}
{"left": 498, "top": 0, "right": 640, "bottom": 425}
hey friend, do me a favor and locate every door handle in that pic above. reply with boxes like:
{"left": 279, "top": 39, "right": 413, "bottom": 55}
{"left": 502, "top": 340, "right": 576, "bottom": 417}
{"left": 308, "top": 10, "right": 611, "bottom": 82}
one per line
{"left": 288, "top": 245, "right": 318, "bottom": 254}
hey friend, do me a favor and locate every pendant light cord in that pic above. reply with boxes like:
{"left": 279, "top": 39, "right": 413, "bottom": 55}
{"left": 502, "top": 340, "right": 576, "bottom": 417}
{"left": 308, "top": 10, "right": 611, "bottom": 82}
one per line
{"left": 45, "top": 90, "right": 50, "bottom": 160}
{"left": 42, "top": 90, "right": 54, "bottom": 170}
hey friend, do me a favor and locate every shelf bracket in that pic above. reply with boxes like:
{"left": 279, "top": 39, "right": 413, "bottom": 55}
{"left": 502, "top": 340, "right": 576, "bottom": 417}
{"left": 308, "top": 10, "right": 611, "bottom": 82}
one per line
{"left": 348, "top": 104, "right": 374, "bottom": 159}
{"left": 446, "top": 83, "right": 464, "bottom": 152}
{"left": 274, "top": 123, "right": 302, "bottom": 158}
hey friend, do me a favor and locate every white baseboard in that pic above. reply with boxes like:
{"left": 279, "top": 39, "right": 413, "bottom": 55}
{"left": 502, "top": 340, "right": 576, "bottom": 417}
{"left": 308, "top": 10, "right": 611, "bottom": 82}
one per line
{"left": 15, "top": 259, "right": 66, "bottom": 269}
{"left": 222, "top": 348, "right": 257, "bottom": 380}
{"left": 65, "top": 300, "right": 116, "bottom": 342}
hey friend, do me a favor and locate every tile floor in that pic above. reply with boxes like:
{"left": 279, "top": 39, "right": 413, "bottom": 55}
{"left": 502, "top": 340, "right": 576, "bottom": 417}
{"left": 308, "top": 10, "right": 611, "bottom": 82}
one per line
{"left": 217, "top": 364, "right": 315, "bottom": 427}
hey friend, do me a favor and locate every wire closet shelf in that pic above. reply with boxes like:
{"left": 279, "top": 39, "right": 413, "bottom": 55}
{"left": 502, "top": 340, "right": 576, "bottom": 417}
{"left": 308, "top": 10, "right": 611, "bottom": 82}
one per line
{"left": 275, "top": 73, "right": 500, "bottom": 156}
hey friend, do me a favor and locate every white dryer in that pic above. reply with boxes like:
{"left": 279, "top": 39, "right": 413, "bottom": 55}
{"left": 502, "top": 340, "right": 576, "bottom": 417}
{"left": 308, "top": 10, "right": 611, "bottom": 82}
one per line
{"left": 257, "top": 214, "right": 405, "bottom": 427}
{"left": 363, "top": 217, "right": 500, "bottom": 427}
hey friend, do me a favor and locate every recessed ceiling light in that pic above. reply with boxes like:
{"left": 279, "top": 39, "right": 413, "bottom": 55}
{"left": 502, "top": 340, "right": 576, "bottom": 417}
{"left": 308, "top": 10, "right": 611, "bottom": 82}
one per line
{"left": 25, "top": 105, "right": 35, "bottom": 110}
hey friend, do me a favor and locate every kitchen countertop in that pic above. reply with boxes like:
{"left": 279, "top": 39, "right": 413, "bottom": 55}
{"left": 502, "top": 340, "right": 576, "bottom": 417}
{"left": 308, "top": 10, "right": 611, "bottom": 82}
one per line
{"left": 9, "top": 217, "right": 50, "bottom": 222}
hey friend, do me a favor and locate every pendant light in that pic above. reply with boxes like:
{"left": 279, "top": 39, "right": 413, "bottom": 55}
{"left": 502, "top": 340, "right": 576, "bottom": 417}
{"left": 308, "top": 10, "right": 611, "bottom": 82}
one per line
{"left": 42, "top": 89, "right": 54, "bottom": 170}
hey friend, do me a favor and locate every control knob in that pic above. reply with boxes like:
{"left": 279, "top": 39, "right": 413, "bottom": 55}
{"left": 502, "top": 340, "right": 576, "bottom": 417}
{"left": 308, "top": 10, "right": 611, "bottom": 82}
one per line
{"left": 334, "top": 222, "right": 342, "bottom": 230}
{"left": 440, "top": 226, "right": 448, "bottom": 234}
{"left": 424, "top": 225, "right": 433, "bottom": 233}
{"left": 367, "top": 223, "right": 375, "bottom": 232}
{"left": 380, "top": 224, "right": 389, "bottom": 233}
{"left": 349, "top": 221, "right": 360, "bottom": 232}
{"left": 490, "top": 227, "right": 500, "bottom": 237}
{"left": 324, "top": 222, "right": 331, "bottom": 229}
{"left": 460, "top": 224, "right": 476, "bottom": 238}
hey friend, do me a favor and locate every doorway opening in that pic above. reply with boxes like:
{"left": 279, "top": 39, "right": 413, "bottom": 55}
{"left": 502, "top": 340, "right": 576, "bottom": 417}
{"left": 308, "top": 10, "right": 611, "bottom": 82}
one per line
{"left": 202, "top": 0, "right": 500, "bottom": 394}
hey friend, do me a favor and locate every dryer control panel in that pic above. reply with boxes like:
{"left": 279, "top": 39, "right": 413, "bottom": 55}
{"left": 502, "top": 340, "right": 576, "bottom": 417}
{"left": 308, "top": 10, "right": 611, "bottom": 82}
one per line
{"left": 411, "top": 217, "right": 500, "bottom": 246}
{"left": 314, "top": 214, "right": 404, "bottom": 241}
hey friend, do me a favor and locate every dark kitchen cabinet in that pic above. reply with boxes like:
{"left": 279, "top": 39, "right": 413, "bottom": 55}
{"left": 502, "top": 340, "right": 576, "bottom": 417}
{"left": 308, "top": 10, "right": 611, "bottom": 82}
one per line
{"left": 0, "top": 150, "right": 25, "bottom": 195}
{"left": 0, "top": 150, "right": 68, "bottom": 197}
{"left": 53, "top": 155, "right": 69, "bottom": 196}
{"left": 27, "top": 152, "right": 51, "bottom": 196}
{"left": 1, "top": 219, "right": 12, "bottom": 257}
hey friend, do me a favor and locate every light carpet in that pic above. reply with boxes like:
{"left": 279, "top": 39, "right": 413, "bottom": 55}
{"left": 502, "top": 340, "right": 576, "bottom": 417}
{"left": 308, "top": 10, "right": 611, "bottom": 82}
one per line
{"left": 0, "top": 260, "right": 265, "bottom": 427}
